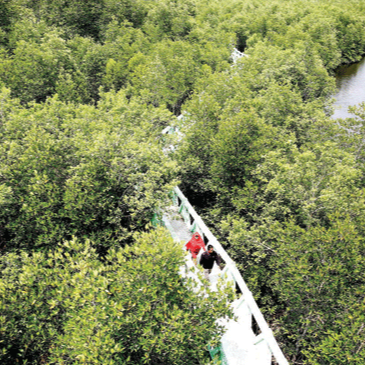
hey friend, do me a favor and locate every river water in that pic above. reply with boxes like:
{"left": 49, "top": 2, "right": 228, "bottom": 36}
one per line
{"left": 332, "top": 57, "right": 365, "bottom": 119}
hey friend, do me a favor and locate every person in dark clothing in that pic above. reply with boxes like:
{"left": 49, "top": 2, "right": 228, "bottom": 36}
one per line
{"left": 199, "top": 244, "right": 221, "bottom": 280}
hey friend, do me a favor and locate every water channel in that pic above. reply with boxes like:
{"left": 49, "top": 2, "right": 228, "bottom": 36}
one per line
{"left": 332, "top": 57, "right": 365, "bottom": 119}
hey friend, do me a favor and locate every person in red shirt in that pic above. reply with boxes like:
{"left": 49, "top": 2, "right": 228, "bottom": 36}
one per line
{"left": 185, "top": 232, "right": 206, "bottom": 265}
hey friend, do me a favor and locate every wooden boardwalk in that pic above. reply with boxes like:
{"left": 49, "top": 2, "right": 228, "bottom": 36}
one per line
{"left": 161, "top": 188, "right": 289, "bottom": 365}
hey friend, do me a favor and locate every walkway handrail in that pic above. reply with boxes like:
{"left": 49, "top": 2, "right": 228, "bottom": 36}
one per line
{"left": 171, "top": 186, "right": 289, "bottom": 365}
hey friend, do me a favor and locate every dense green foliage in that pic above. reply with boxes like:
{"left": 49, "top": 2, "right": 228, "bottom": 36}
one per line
{"left": 1, "top": 0, "right": 365, "bottom": 363}
{"left": 173, "top": 1, "right": 365, "bottom": 364}
{"left": 0, "top": 87, "right": 179, "bottom": 252}
{"left": 0, "top": 229, "right": 234, "bottom": 364}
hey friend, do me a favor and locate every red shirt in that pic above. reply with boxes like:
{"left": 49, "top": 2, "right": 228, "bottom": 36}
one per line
{"left": 185, "top": 232, "right": 206, "bottom": 258}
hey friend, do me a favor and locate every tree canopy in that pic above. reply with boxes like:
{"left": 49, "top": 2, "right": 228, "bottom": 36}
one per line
{"left": 1, "top": 0, "right": 365, "bottom": 363}
{"left": 0, "top": 229, "right": 234, "bottom": 364}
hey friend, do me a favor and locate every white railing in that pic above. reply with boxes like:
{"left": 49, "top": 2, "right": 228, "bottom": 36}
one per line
{"left": 169, "top": 186, "right": 289, "bottom": 365}
{"left": 231, "top": 48, "right": 247, "bottom": 64}
{"left": 158, "top": 46, "right": 285, "bottom": 364}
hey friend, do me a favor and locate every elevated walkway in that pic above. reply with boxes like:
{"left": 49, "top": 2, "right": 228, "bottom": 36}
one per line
{"left": 231, "top": 48, "right": 247, "bottom": 64}
{"left": 160, "top": 187, "right": 289, "bottom": 365}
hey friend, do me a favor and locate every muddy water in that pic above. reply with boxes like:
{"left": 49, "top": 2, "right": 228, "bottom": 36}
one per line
{"left": 332, "top": 57, "right": 365, "bottom": 119}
